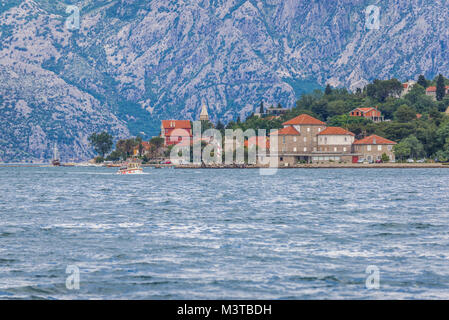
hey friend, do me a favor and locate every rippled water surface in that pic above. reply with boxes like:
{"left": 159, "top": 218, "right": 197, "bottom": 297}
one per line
{"left": 1, "top": 167, "right": 449, "bottom": 299}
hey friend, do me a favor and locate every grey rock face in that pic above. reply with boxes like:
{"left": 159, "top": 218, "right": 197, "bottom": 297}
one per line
{"left": 1, "top": 0, "right": 448, "bottom": 161}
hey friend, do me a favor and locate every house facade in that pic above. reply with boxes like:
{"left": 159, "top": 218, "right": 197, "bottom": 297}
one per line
{"left": 313, "top": 127, "right": 356, "bottom": 163}
{"left": 401, "top": 81, "right": 416, "bottom": 97}
{"left": 349, "top": 107, "right": 384, "bottom": 122}
{"left": 270, "top": 114, "right": 396, "bottom": 166}
{"left": 160, "top": 120, "right": 192, "bottom": 146}
{"left": 425, "top": 86, "right": 449, "bottom": 100}
{"left": 352, "top": 135, "right": 397, "bottom": 162}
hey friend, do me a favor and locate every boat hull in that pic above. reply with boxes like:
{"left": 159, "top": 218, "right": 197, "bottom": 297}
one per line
{"left": 116, "top": 168, "right": 144, "bottom": 175}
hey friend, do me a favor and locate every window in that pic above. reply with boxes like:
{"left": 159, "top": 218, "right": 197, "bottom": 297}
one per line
{"left": 307, "top": 127, "right": 310, "bottom": 132}
{"left": 344, "top": 137, "right": 347, "bottom": 142}
{"left": 378, "top": 145, "right": 382, "bottom": 151}
{"left": 318, "top": 128, "right": 321, "bottom": 132}
{"left": 343, "top": 147, "right": 347, "bottom": 152}
{"left": 304, "top": 137, "right": 307, "bottom": 142}
{"left": 334, "top": 147, "right": 337, "bottom": 152}
{"left": 293, "top": 147, "right": 297, "bottom": 152}
{"left": 367, "top": 145, "right": 372, "bottom": 151}
{"left": 388, "top": 145, "right": 392, "bottom": 151}
{"left": 304, "top": 147, "right": 307, "bottom": 152}
{"left": 283, "top": 136, "right": 286, "bottom": 144}
{"left": 293, "top": 137, "right": 297, "bottom": 142}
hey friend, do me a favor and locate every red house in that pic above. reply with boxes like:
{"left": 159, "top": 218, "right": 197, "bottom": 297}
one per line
{"left": 160, "top": 120, "right": 192, "bottom": 146}
{"left": 349, "top": 107, "right": 384, "bottom": 122}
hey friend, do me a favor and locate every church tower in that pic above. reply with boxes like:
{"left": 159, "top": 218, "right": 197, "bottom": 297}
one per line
{"left": 200, "top": 103, "right": 209, "bottom": 121}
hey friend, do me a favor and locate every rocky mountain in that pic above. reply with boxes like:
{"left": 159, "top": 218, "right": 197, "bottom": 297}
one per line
{"left": 1, "top": 0, "right": 448, "bottom": 162}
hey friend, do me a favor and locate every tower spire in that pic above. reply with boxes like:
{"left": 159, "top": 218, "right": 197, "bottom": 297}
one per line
{"left": 200, "top": 103, "right": 209, "bottom": 121}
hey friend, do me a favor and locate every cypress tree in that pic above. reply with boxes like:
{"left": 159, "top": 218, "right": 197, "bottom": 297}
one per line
{"left": 325, "top": 84, "right": 332, "bottom": 95}
{"left": 436, "top": 74, "right": 446, "bottom": 101}
{"left": 259, "top": 102, "right": 264, "bottom": 114}
{"left": 417, "top": 75, "right": 427, "bottom": 88}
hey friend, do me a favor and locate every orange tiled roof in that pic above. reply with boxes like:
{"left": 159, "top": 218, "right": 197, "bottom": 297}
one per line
{"left": 282, "top": 114, "right": 325, "bottom": 126}
{"left": 353, "top": 134, "right": 397, "bottom": 145}
{"left": 352, "top": 107, "right": 378, "bottom": 113}
{"left": 426, "top": 86, "right": 449, "bottom": 92}
{"left": 318, "top": 127, "right": 355, "bottom": 136}
{"left": 271, "top": 126, "right": 300, "bottom": 136}
{"left": 161, "top": 120, "right": 191, "bottom": 129}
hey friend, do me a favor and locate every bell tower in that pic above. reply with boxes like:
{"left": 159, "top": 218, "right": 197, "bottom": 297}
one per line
{"left": 200, "top": 104, "right": 209, "bottom": 121}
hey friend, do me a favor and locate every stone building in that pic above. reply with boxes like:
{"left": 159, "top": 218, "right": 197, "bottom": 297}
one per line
{"left": 352, "top": 135, "right": 397, "bottom": 162}
{"left": 269, "top": 114, "right": 397, "bottom": 165}
{"left": 313, "top": 127, "right": 356, "bottom": 163}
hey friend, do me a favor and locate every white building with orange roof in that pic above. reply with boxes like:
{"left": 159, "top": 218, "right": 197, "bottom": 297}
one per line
{"left": 425, "top": 86, "right": 449, "bottom": 100}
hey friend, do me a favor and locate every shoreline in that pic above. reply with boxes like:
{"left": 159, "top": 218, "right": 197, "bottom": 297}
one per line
{"left": 2, "top": 163, "right": 448, "bottom": 169}
{"left": 174, "top": 163, "right": 449, "bottom": 169}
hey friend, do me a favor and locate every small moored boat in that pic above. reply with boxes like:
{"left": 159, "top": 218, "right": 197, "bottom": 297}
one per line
{"left": 117, "top": 162, "right": 143, "bottom": 174}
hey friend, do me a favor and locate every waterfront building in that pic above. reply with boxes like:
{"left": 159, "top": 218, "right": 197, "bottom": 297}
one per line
{"left": 160, "top": 120, "right": 192, "bottom": 146}
{"left": 313, "top": 127, "right": 356, "bottom": 163}
{"left": 269, "top": 114, "right": 396, "bottom": 165}
{"left": 352, "top": 135, "right": 397, "bottom": 163}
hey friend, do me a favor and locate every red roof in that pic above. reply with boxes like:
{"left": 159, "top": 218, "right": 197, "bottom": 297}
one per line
{"left": 161, "top": 120, "right": 191, "bottom": 129}
{"left": 318, "top": 127, "right": 355, "bottom": 136}
{"left": 271, "top": 126, "right": 300, "bottom": 136}
{"left": 351, "top": 107, "right": 378, "bottom": 113}
{"left": 426, "top": 86, "right": 449, "bottom": 92}
{"left": 282, "top": 114, "right": 325, "bottom": 126}
{"left": 353, "top": 135, "right": 397, "bottom": 145}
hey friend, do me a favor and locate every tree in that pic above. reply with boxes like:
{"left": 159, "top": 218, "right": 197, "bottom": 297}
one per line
{"left": 325, "top": 84, "right": 332, "bottom": 95}
{"left": 216, "top": 120, "right": 225, "bottom": 131}
{"left": 116, "top": 138, "right": 138, "bottom": 159}
{"left": 149, "top": 136, "right": 164, "bottom": 149}
{"left": 259, "top": 102, "right": 264, "bottom": 114}
{"left": 417, "top": 75, "right": 428, "bottom": 88}
{"left": 395, "top": 135, "right": 425, "bottom": 159}
{"left": 381, "top": 153, "right": 390, "bottom": 162}
{"left": 394, "top": 142, "right": 411, "bottom": 161}
{"left": 394, "top": 104, "right": 416, "bottom": 123}
{"left": 88, "top": 132, "right": 113, "bottom": 158}
{"left": 106, "top": 150, "right": 122, "bottom": 161}
{"left": 366, "top": 79, "right": 403, "bottom": 102}
{"left": 436, "top": 74, "right": 446, "bottom": 101}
